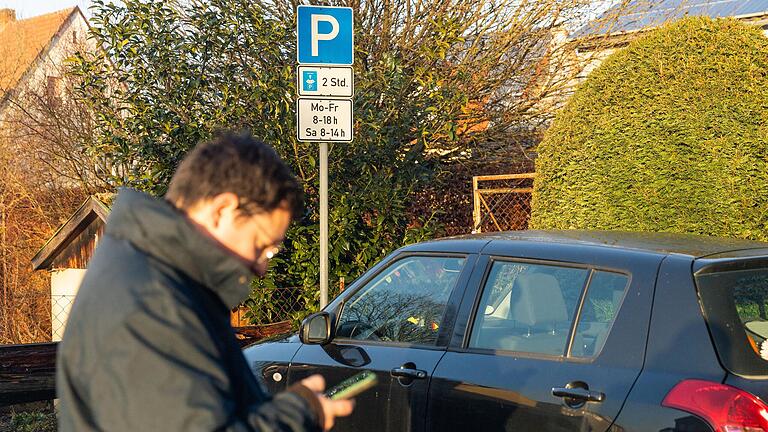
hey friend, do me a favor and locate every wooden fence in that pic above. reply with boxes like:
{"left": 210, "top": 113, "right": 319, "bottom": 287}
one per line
{"left": 0, "top": 342, "right": 57, "bottom": 407}
{"left": 472, "top": 173, "right": 536, "bottom": 233}
{"left": 0, "top": 319, "right": 296, "bottom": 407}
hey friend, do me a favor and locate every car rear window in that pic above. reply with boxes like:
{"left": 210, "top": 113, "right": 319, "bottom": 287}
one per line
{"left": 695, "top": 267, "right": 768, "bottom": 377}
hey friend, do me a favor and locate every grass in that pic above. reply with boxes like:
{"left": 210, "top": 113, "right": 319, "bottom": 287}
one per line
{"left": 0, "top": 404, "right": 56, "bottom": 432}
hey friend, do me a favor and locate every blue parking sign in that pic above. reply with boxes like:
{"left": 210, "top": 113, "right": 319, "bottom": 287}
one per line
{"left": 297, "top": 6, "right": 353, "bottom": 65}
{"left": 302, "top": 70, "right": 318, "bottom": 91}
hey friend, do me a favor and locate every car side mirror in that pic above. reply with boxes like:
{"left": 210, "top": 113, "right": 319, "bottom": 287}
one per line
{"left": 300, "top": 312, "right": 332, "bottom": 345}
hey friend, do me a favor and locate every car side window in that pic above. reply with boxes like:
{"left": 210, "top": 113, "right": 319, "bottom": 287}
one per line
{"left": 570, "top": 271, "right": 629, "bottom": 358}
{"left": 469, "top": 261, "right": 589, "bottom": 356}
{"left": 336, "top": 256, "right": 466, "bottom": 345}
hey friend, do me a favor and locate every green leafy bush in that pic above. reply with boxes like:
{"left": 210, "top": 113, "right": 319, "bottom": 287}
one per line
{"left": 531, "top": 17, "right": 768, "bottom": 240}
{"left": 7, "top": 411, "right": 56, "bottom": 432}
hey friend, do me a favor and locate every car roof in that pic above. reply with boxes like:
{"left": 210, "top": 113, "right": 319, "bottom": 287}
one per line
{"left": 403, "top": 230, "right": 768, "bottom": 259}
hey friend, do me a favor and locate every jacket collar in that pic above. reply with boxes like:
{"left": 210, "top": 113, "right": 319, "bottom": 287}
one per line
{"left": 105, "top": 188, "right": 254, "bottom": 309}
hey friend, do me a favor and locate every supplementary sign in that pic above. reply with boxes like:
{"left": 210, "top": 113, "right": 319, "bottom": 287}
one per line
{"left": 296, "top": 98, "right": 353, "bottom": 142}
{"left": 296, "top": 6, "right": 353, "bottom": 65}
{"left": 297, "top": 66, "right": 353, "bottom": 97}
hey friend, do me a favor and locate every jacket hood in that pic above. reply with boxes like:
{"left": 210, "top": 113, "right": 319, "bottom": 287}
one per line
{"left": 105, "top": 188, "right": 254, "bottom": 309}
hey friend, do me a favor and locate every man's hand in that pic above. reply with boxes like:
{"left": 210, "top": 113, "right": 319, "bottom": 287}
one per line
{"left": 301, "top": 375, "right": 355, "bottom": 431}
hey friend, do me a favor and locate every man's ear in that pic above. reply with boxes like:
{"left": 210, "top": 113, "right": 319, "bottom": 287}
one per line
{"left": 209, "top": 192, "right": 240, "bottom": 228}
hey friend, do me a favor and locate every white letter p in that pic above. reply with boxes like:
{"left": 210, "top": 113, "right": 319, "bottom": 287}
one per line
{"left": 311, "top": 14, "right": 339, "bottom": 57}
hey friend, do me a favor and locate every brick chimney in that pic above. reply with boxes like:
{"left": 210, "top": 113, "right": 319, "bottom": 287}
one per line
{"left": 0, "top": 9, "right": 16, "bottom": 32}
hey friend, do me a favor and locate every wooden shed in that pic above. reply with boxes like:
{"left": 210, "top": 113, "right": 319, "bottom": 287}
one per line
{"left": 31, "top": 195, "right": 111, "bottom": 341}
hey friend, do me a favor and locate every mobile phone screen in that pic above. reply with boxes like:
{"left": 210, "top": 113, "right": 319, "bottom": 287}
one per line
{"left": 325, "top": 371, "right": 378, "bottom": 400}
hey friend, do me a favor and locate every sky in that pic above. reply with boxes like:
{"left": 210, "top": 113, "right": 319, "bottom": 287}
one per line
{"left": 0, "top": 0, "right": 93, "bottom": 19}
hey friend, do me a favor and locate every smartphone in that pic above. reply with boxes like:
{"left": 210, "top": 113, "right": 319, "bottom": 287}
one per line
{"left": 324, "top": 370, "right": 378, "bottom": 400}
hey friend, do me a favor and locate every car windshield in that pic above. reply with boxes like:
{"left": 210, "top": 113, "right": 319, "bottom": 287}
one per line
{"left": 696, "top": 266, "right": 768, "bottom": 377}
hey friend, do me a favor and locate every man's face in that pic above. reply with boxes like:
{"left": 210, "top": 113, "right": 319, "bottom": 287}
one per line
{"left": 184, "top": 193, "right": 291, "bottom": 277}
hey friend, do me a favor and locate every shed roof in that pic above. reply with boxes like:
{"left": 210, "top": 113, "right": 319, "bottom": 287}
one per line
{"left": 31, "top": 195, "right": 112, "bottom": 271}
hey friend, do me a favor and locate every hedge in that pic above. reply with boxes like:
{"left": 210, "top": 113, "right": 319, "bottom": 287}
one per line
{"left": 530, "top": 17, "right": 768, "bottom": 240}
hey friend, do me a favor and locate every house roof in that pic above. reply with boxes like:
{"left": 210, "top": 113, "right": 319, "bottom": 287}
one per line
{"left": 574, "top": 0, "right": 768, "bottom": 39}
{"left": 0, "top": 7, "right": 79, "bottom": 92}
{"left": 31, "top": 195, "right": 112, "bottom": 271}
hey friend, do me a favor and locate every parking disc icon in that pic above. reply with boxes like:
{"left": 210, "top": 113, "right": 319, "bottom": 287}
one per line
{"left": 303, "top": 71, "right": 318, "bottom": 92}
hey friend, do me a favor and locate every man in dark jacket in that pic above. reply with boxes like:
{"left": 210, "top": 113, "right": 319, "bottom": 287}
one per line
{"left": 57, "top": 131, "right": 353, "bottom": 431}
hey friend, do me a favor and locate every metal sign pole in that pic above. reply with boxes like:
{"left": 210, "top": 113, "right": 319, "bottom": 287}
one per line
{"left": 319, "top": 141, "right": 329, "bottom": 308}
{"left": 295, "top": 5, "right": 354, "bottom": 310}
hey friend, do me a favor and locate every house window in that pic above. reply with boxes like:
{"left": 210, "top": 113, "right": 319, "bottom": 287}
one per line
{"left": 72, "top": 30, "right": 77, "bottom": 44}
{"left": 46, "top": 76, "right": 62, "bottom": 105}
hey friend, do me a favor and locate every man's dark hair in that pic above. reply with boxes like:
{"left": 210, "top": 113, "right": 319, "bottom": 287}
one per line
{"left": 166, "top": 130, "right": 303, "bottom": 218}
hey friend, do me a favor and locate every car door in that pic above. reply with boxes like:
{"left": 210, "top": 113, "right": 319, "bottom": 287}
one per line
{"left": 427, "top": 247, "right": 661, "bottom": 432}
{"left": 287, "top": 253, "right": 476, "bottom": 432}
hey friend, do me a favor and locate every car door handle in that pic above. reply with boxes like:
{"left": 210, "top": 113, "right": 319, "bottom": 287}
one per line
{"left": 390, "top": 367, "right": 427, "bottom": 380}
{"left": 552, "top": 387, "right": 605, "bottom": 402}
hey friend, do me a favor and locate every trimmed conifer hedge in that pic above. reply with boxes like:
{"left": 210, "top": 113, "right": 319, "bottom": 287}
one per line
{"left": 531, "top": 17, "right": 768, "bottom": 240}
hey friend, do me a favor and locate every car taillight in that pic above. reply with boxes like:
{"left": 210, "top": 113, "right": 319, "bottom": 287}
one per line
{"left": 662, "top": 379, "right": 768, "bottom": 432}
